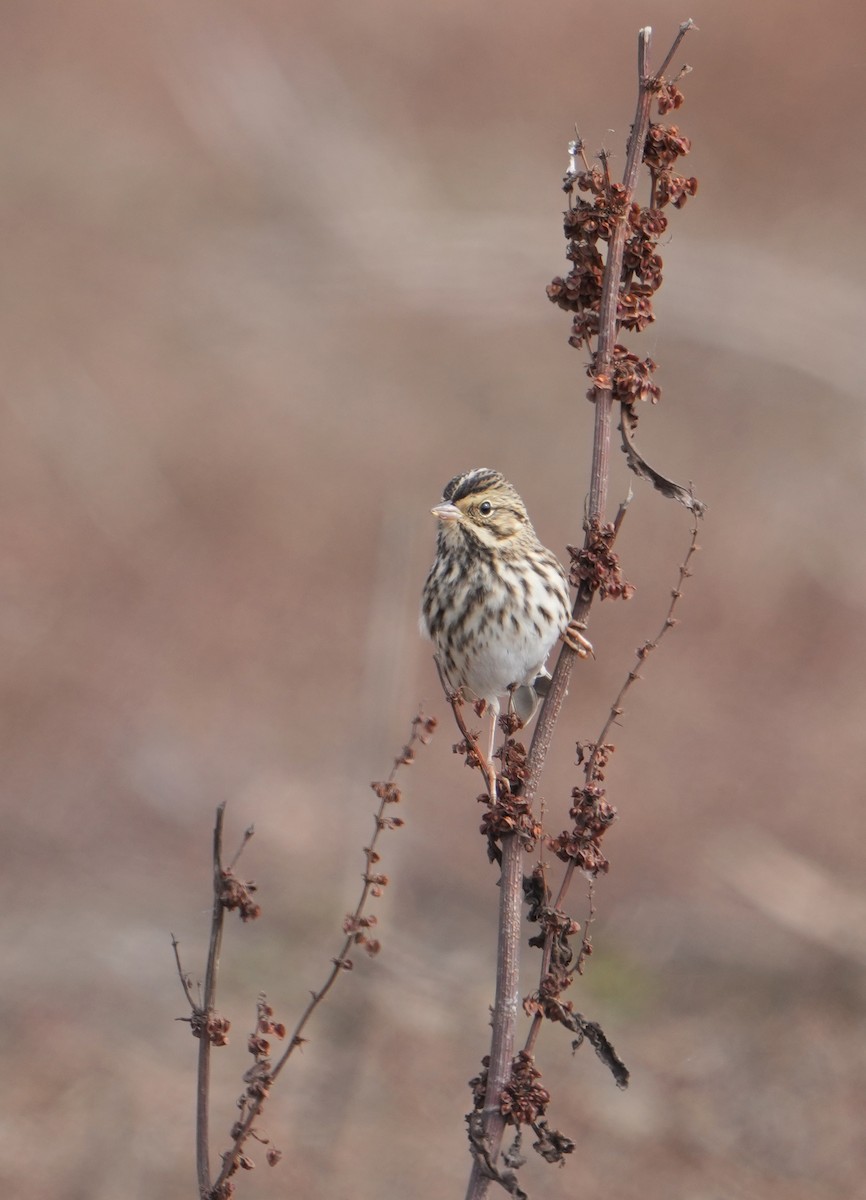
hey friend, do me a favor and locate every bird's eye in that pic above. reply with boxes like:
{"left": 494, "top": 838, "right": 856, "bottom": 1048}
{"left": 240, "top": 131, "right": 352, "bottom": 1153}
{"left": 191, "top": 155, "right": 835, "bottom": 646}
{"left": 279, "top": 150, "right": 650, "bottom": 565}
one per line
{"left": 478, "top": 501, "right": 493, "bottom": 516}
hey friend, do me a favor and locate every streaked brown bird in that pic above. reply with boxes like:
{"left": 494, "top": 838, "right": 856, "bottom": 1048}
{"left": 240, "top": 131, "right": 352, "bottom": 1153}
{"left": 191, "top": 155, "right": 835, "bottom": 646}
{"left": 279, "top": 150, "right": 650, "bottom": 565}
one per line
{"left": 421, "top": 468, "right": 591, "bottom": 776}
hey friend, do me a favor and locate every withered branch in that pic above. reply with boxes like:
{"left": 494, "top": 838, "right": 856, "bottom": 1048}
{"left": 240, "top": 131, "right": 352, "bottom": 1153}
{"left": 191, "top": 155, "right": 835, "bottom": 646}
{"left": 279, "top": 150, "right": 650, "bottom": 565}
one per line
{"left": 174, "top": 711, "right": 435, "bottom": 1199}
{"left": 173, "top": 805, "right": 258, "bottom": 1199}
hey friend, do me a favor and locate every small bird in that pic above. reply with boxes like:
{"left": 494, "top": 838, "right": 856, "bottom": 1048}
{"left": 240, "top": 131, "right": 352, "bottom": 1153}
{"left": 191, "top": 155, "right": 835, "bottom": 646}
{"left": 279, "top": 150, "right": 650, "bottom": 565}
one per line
{"left": 421, "top": 468, "right": 591, "bottom": 778}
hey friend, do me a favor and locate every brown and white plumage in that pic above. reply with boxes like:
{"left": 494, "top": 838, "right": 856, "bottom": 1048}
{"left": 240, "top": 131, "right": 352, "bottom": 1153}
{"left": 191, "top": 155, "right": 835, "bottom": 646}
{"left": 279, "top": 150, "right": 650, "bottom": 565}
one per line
{"left": 420, "top": 469, "right": 572, "bottom": 736}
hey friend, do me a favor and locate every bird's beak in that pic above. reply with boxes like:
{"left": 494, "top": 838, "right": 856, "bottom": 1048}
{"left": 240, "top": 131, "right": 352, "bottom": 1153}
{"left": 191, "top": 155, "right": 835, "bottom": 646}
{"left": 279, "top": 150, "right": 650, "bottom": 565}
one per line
{"left": 431, "top": 502, "right": 461, "bottom": 522}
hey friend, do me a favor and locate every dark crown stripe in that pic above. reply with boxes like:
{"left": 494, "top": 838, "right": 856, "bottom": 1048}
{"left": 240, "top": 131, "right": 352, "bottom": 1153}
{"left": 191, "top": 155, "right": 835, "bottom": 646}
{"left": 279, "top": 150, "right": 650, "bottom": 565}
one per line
{"left": 443, "top": 468, "right": 503, "bottom": 503}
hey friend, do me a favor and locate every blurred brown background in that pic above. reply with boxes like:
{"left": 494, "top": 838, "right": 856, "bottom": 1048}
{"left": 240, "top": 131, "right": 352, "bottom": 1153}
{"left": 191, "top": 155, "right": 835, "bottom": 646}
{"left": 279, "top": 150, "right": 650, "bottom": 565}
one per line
{"left": 2, "top": 1, "right": 864, "bottom": 1197}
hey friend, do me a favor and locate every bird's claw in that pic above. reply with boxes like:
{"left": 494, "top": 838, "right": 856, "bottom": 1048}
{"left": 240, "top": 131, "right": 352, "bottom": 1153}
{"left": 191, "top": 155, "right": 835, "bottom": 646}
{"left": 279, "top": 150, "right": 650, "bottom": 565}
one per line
{"left": 562, "top": 619, "right": 594, "bottom": 659}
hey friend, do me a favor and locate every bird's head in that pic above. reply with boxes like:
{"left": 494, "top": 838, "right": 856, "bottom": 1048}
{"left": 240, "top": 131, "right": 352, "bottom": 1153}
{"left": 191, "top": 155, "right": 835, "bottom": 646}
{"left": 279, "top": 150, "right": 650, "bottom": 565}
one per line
{"left": 431, "top": 468, "right": 533, "bottom": 550}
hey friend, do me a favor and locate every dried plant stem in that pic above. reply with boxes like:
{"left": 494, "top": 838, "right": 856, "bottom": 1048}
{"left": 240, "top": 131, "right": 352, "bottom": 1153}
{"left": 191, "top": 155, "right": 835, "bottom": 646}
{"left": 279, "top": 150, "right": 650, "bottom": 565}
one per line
{"left": 174, "top": 809, "right": 257, "bottom": 1199}
{"left": 478, "top": 823, "right": 523, "bottom": 1143}
{"left": 587, "top": 29, "right": 652, "bottom": 527}
{"left": 523, "top": 21, "right": 656, "bottom": 819}
{"left": 199, "top": 806, "right": 230, "bottom": 1196}
{"left": 465, "top": 25, "right": 687, "bottom": 1199}
{"left": 208, "top": 714, "right": 433, "bottom": 1196}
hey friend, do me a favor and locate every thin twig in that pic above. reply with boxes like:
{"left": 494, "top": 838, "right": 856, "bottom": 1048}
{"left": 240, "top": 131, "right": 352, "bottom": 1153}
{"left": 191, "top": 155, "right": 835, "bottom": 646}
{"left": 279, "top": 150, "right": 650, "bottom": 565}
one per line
{"left": 584, "top": 512, "right": 700, "bottom": 783}
{"left": 171, "top": 933, "right": 197, "bottom": 1010}
{"left": 654, "top": 18, "right": 696, "bottom": 81}
{"left": 435, "top": 658, "right": 498, "bottom": 798}
{"left": 226, "top": 825, "right": 255, "bottom": 872}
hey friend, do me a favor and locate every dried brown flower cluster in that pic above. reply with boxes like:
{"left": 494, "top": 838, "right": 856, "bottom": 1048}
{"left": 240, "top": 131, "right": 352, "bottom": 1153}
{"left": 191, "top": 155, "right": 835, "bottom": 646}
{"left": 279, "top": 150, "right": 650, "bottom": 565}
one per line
{"left": 568, "top": 519, "right": 635, "bottom": 601}
{"left": 644, "top": 118, "right": 697, "bottom": 209}
{"left": 211, "top": 998, "right": 288, "bottom": 1188}
{"left": 343, "top": 911, "right": 381, "bottom": 957}
{"left": 546, "top": 86, "right": 697, "bottom": 421}
{"left": 468, "top": 1061, "right": 576, "bottom": 1183}
{"left": 472, "top": 737, "right": 549, "bottom": 859}
{"left": 471, "top": 1046, "right": 581, "bottom": 1172}
{"left": 548, "top": 741, "right": 617, "bottom": 875}
{"left": 548, "top": 783, "right": 617, "bottom": 875}
{"left": 220, "top": 868, "right": 261, "bottom": 923}
{"left": 499, "top": 1051, "right": 551, "bottom": 1126}
{"left": 191, "top": 1011, "right": 231, "bottom": 1047}
{"left": 522, "top": 864, "right": 585, "bottom": 1030}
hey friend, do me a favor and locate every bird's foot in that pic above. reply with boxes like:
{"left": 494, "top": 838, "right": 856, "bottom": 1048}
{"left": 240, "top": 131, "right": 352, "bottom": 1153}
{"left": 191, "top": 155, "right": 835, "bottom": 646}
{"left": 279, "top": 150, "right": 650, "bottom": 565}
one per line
{"left": 562, "top": 619, "right": 594, "bottom": 659}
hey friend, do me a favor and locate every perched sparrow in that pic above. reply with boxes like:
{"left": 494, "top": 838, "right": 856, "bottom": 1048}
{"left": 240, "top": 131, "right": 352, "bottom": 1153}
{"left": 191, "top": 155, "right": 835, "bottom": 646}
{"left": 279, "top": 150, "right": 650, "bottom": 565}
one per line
{"left": 421, "top": 468, "right": 590, "bottom": 766}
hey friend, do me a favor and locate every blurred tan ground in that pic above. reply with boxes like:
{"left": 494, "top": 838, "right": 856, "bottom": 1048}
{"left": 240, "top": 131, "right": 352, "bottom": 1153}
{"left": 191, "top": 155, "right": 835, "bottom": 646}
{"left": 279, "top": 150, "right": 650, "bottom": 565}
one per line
{"left": 1, "top": 1, "right": 864, "bottom": 1197}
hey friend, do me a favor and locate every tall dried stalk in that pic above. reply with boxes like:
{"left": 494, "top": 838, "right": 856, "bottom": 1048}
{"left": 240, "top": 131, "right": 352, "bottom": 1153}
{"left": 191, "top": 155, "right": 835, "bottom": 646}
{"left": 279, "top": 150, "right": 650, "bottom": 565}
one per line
{"left": 462, "top": 22, "right": 700, "bottom": 1199}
